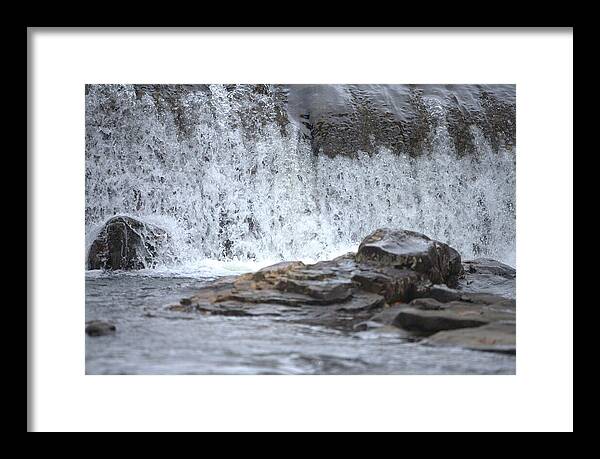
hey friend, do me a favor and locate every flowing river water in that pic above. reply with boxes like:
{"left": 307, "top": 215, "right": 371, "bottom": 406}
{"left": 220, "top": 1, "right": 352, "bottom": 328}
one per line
{"left": 85, "top": 84, "right": 516, "bottom": 374}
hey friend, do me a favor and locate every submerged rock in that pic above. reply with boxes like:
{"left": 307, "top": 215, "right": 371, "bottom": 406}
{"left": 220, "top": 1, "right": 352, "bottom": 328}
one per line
{"left": 85, "top": 320, "right": 116, "bottom": 337}
{"left": 87, "top": 216, "right": 170, "bottom": 270}
{"left": 168, "top": 228, "right": 515, "bottom": 354}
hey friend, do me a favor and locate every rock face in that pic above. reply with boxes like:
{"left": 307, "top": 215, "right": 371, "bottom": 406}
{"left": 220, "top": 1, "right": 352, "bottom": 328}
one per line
{"left": 286, "top": 84, "right": 516, "bottom": 158}
{"left": 356, "top": 229, "right": 463, "bottom": 287}
{"left": 169, "top": 228, "right": 516, "bottom": 354}
{"left": 87, "top": 216, "right": 169, "bottom": 270}
{"left": 96, "top": 84, "right": 515, "bottom": 159}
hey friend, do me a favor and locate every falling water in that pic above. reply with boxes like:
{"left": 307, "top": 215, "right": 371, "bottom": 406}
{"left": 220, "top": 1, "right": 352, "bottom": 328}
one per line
{"left": 85, "top": 84, "right": 516, "bottom": 270}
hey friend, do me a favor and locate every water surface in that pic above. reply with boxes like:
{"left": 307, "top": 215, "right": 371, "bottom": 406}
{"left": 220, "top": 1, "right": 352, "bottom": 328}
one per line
{"left": 86, "top": 272, "right": 516, "bottom": 375}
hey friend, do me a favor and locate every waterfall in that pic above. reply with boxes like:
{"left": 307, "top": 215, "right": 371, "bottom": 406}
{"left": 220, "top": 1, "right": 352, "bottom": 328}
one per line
{"left": 85, "top": 84, "right": 516, "bottom": 269}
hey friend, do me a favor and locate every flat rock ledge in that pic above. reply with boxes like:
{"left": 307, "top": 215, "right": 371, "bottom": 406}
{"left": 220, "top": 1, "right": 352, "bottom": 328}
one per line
{"left": 169, "top": 228, "right": 516, "bottom": 354}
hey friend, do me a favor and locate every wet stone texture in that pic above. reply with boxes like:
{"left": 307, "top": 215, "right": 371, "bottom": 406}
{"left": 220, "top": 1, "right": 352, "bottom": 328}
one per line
{"left": 87, "top": 216, "right": 170, "bottom": 270}
{"left": 168, "top": 228, "right": 516, "bottom": 354}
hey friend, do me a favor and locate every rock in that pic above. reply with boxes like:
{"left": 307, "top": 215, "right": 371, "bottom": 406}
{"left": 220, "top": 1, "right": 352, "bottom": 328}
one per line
{"left": 87, "top": 216, "right": 170, "bottom": 270}
{"left": 254, "top": 261, "right": 306, "bottom": 281}
{"left": 351, "top": 266, "right": 425, "bottom": 303}
{"left": 99, "top": 85, "right": 515, "bottom": 160}
{"left": 393, "top": 307, "right": 489, "bottom": 333}
{"left": 368, "top": 305, "right": 411, "bottom": 325}
{"left": 274, "top": 277, "right": 354, "bottom": 303}
{"left": 85, "top": 320, "right": 116, "bottom": 337}
{"left": 356, "top": 228, "right": 463, "bottom": 287}
{"left": 464, "top": 258, "right": 516, "bottom": 278}
{"left": 409, "top": 297, "right": 447, "bottom": 311}
{"left": 392, "top": 296, "right": 515, "bottom": 334}
{"left": 424, "top": 322, "right": 516, "bottom": 355}
{"left": 169, "top": 227, "right": 516, "bottom": 351}
{"left": 418, "top": 284, "right": 464, "bottom": 303}
{"left": 459, "top": 258, "right": 516, "bottom": 299}
{"left": 286, "top": 84, "right": 516, "bottom": 158}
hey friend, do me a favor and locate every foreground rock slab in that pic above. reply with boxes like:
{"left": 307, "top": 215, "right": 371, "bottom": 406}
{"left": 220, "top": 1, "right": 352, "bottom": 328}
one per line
{"left": 424, "top": 322, "right": 516, "bottom": 355}
{"left": 393, "top": 296, "right": 515, "bottom": 333}
{"left": 169, "top": 228, "right": 516, "bottom": 355}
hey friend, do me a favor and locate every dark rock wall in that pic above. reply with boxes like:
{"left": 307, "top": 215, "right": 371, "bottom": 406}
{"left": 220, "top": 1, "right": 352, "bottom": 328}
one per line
{"left": 286, "top": 84, "right": 515, "bottom": 158}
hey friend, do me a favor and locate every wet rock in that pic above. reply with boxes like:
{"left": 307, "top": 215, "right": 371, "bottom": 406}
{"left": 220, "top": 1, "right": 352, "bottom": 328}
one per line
{"left": 393, "top": 307, "right": 489, "bottom": 333}
{"left": 351, "top": 266, "right": 424, "bottom": 303}
{"left": 409, "top": 297, "right": 447, "bottom": 311}
{"left": 464, "top": 258, "right": 516, "bottom": 278}
{"left": 85, "top": 320, "right": 116, "bottom": 337}
{"left": 368, "top": 305, "right": 411, "bottom": 325}
{"left": 254, "top": 261, "right": 306, "bottom": 281}
{"left": 286, "top": 84, "right": 515, "bottom": 158}
{"left": 459, "top": 258, "right": 516, "bottom": 299}
{"left": 418, "top": 284, "right": 464, "bottom": 303}
{"left": 424, "top": 322, "right": 516, "bottom": 355}
{"left": 275, "top": 277, "right": 354, "bottom": 303}
{"left": 356, "top": 228, "right": 463, "bottom": 287}
{"left": 87, "top": 216, "right": 170, "bottom": 270}
{"left": 392, "top": 296, "right": 515, "bottom": 334}
{"left": 171, "top": 228, "right": 515, "bottom": 350}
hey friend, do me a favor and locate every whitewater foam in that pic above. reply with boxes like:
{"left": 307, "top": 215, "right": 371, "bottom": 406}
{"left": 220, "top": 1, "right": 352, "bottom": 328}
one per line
{"left": 85, "top": 84, "right": 516, "bottom": 271}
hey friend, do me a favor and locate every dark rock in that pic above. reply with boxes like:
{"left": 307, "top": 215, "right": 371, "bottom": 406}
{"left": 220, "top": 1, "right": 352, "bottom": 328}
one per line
{"left": 170, "top": 228, "right": 516, "bottom": 350}
{"left": 392, "top": 296, "right": 515, "bottom": 334}
{"left": 418, "top": 284, "right": 464, "bottom": 303}
{"left": 459, "top": 258, "right": 516, "bottom": 299}
{"left": 275, "top": 277, "right": 354, "bottom": 303}
{"left": 356, "top": 228, "right": 463, "bottom": 287}
{"left": 463, "top": 258, "right": 516, "bottom": 278}
{"left": 409, "top": 297, "right": 447, "bottom": 311}
{"left": 424, "top": 322, "right": 516, "bottom": 354}
{"left": 85, "top": 320, "right": 116, "bottom": 337}
{"left": 99, "top": 85, "right": 515, "bottom": 160}
{"left": 393, "top": 307, "right": 488, "bottom": 333}
{"left": 286, "top": 84, "right": 515, "bottom": 158}
{"left": 351, "top": 266, "right": 424, "bottom": 303}
{"left": 87, "top": 216, "right": 170, "bottom": 270}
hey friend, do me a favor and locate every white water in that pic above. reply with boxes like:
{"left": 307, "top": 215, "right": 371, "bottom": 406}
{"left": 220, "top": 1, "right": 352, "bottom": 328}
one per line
{"left": 85, "top": 84, "right": 516, "bottom": 274}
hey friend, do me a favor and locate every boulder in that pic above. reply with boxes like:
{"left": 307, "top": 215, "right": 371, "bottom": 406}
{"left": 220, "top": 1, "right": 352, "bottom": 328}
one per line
{"left": 87, "top": 216, "right": 169, "bottom": 270}
{"left": 356, "top": 228, "right": 463, "bottom": 287}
